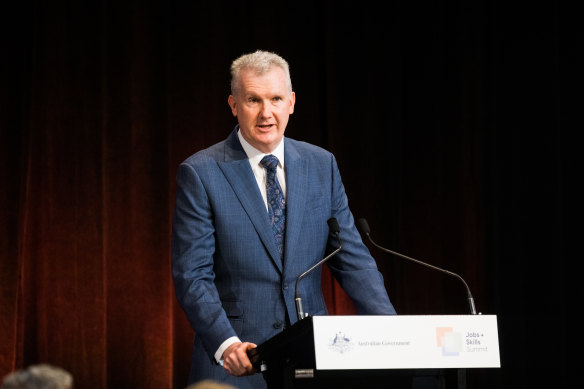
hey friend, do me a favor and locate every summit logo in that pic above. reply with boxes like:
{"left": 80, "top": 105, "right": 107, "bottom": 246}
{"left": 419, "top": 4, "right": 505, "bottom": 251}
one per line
{"left": 436, "top": 327, "right": 462, "bottom": 356}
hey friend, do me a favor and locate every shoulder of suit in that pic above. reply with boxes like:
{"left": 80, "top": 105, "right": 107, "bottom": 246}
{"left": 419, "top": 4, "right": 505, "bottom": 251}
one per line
{"left": 180, "top": 140, "right": 226, "bottom": 168}
{"left": 285, "top": 136, "right": 334, "bottom": 159}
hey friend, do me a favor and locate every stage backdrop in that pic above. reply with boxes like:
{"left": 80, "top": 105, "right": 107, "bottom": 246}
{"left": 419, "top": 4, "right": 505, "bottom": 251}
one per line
{"left": 1, "top": 1, "right": 572, "bottom": 388}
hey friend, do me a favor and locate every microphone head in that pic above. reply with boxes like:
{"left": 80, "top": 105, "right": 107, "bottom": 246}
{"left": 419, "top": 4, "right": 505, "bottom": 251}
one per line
{"left": 356, "top": 218, "right": 370, "bottom": 235}
{"left": 327, "top": 218, "right": 340, "bottom": 234}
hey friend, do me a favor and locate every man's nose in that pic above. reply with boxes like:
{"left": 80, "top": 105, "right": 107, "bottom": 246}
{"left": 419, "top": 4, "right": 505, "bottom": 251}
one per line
{"left": 259, "top": 102, "right": 272, "bottom": 118}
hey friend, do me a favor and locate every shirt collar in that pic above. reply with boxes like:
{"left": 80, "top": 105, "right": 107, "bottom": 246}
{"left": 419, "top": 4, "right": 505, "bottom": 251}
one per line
{"left": 237, "top": 127, "right": 285, "bottom": 169}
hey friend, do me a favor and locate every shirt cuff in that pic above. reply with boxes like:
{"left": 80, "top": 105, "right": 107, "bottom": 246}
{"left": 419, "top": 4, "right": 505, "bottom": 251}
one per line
{"left": 215, "top": 336, "right": 241, "bottom": 364}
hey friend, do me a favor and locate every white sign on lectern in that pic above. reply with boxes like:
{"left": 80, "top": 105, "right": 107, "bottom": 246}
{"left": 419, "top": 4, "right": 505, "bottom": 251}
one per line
{"left": 312, "top": 315, "right": 500, "bottom": 370}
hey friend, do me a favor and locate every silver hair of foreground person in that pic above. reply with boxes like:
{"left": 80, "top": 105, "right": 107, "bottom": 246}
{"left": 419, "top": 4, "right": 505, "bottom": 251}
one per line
{"left": 1, "top": 364, "right": 73, "bottom": 389}
{"left": 186, "top": 379, "right": 236, "bottom": 389}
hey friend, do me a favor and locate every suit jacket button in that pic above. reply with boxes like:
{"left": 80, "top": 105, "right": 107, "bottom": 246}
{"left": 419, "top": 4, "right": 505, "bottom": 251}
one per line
{"left": 273, "top": 321, "right": 283, "bottom": 329}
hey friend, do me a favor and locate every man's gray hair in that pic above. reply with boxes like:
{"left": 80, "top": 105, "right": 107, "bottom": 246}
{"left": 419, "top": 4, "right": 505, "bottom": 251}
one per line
{"left": 230, "top": 50, "right": 293, "bottom": 96}
{"left": 1, "top": 364, "right": 73, "bottom": 389}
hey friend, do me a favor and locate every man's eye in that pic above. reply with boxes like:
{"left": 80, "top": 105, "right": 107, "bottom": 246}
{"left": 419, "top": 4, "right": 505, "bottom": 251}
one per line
{"left": 272, "top": 97, "right": 282, "bottom": 102}
{"left": 248, "top": 97, "right": 259, "bottom": 103}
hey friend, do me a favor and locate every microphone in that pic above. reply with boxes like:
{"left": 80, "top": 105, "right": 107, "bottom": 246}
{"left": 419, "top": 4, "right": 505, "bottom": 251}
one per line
{"left": 294, "top": 218, "right": 342, "bottom": 321}
{"left": 357, "top": 218, "right": 477, "bottom": 315}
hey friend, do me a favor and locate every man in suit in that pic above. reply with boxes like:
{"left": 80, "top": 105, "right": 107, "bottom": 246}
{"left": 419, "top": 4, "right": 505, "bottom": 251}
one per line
{"left": 172, "top": 50, "right": 396, "bottom": 388}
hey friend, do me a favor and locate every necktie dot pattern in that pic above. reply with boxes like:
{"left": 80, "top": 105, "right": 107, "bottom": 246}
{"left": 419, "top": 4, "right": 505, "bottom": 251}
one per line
{"left": 260, "top": 154, "right": 286, "bottom": 260}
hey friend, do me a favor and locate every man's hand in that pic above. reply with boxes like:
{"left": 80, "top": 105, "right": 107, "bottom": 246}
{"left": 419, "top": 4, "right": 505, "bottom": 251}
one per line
{"left": 222, "top": 341, "right": 257, "bottom": 377}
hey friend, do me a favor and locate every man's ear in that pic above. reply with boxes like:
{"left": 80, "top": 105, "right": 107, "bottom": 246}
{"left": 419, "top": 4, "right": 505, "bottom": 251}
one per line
{"left": 288, "top": 92, "right": 296, "bottom": 114}
{"left": 228, "top": 95, "right": 238, "bottom": 117}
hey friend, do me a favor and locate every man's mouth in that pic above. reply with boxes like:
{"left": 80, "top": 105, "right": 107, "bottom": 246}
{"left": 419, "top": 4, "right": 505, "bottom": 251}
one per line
{"left": 257, "top": 124, "right": 275, "bottom": 130}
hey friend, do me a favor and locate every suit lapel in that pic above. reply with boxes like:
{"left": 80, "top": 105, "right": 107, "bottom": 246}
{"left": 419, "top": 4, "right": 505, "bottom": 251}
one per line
{"left": 282, "top": 139, "right": 308, "bottom": 269}
{"left": 217, "top": 129, "right": 283, "bottom": 272}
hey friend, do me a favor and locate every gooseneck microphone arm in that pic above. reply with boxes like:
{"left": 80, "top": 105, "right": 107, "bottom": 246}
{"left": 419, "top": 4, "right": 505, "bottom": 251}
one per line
{"left": 295, "top": 218, "right": 343, "bottom": 321}
{"left": 357, "top": 218, "right": 477, "bottom": 315}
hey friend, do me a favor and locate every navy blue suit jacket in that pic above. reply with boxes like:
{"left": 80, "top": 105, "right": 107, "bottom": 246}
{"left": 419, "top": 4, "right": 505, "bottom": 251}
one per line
{"left": 172, "top": 128, "right": 396, "bottom": 388}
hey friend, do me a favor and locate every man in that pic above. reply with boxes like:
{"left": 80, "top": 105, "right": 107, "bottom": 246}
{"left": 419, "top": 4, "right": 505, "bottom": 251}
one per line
{"left": 172, "top": 50, "right": 396, "bottom": 388}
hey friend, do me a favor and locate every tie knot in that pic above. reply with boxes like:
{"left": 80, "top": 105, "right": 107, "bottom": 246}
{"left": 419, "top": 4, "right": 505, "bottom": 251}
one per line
{"left": 260, "top": 154, "right": 279, "bottom": 172}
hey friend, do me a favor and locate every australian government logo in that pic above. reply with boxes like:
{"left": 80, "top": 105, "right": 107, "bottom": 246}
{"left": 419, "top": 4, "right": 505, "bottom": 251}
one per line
{"left": 328, "top": 331, "right": 410, "bottom": 354}
{"left": 328, "top": 331, "right": 354, "bottom": 354}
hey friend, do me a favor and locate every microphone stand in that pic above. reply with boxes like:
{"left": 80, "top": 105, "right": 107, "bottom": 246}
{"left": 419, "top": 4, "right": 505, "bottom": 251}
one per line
{"left": 358, "top": 218, "right": 477, "bottom": 315}
{"left": 295, "top": 219, "right": 342, "bottom": 321}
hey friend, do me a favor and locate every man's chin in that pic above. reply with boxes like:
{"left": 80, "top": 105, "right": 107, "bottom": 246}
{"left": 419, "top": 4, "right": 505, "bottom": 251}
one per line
{"left": 253, "top": 134, "right": 283, "bottom": 153}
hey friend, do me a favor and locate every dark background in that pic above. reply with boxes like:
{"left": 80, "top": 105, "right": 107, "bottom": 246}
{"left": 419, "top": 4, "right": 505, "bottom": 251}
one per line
{"left": 1, "top": 1, "right": 574, "bottom": 388}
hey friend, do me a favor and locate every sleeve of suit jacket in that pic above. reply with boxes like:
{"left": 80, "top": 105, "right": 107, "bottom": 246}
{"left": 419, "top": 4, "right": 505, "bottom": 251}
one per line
{"left": 171, "top": 158, "right": 237, "bottom": 360}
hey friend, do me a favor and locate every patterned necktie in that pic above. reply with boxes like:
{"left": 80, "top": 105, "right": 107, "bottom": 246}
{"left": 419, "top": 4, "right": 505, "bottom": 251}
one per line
{"left": 260, "top": 154, "right": 286, "bottom": 260}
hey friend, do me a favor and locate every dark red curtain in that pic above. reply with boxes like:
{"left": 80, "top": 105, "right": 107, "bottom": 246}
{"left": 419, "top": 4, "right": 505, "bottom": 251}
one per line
{"left": 1, "top": 1, "right": 573, "bottom": 388}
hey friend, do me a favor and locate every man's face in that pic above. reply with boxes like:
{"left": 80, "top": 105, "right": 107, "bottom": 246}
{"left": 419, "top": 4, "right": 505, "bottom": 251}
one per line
{"left": 228, "top": 66, "right": 295, "bottom": 153}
